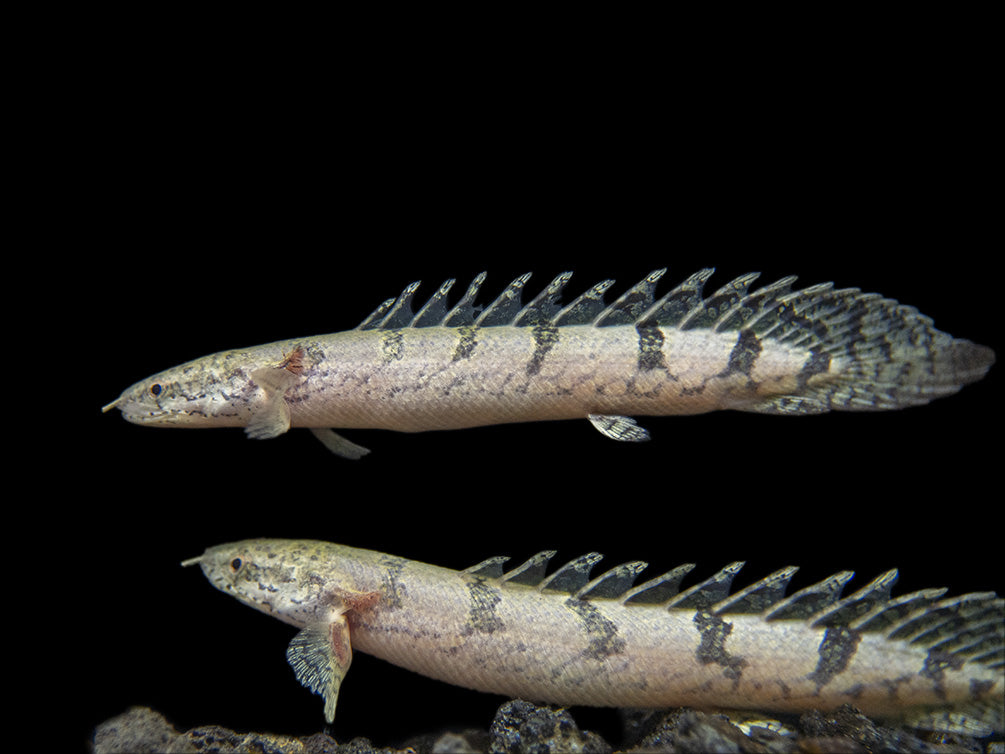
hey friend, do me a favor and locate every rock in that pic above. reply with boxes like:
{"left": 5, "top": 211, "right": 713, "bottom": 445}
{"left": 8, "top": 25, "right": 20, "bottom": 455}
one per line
{"left": 93, "top": 707, "right": 179, "bottom": 754}
{"left": 488, "top": 699, "right": 611, "bottom": 754}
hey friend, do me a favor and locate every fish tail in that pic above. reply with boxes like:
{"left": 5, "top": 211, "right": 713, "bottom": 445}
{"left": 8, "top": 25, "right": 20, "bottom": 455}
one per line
{"left": 741, "top": 283, "right": 995, "bottom": 414}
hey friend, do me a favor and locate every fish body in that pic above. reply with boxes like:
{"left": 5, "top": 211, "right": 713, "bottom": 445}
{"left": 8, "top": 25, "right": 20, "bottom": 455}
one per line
{"left": 184, "top": 539, "right": 1004, "bottom": 735}
{"left": 103, "top": 269, "right": 995, "bottom": 457}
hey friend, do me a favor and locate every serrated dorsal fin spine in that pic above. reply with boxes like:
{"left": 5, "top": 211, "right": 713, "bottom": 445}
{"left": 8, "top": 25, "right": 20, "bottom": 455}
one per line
{"left": 594, "top": 268, "right": 667, "bottom": 327}
{"left": 665, "top": 562, "right": 745, "bottom": 611}
{"left": 442, "top": 272, "right": 488, "bottom": 327}
{"left": 890, "top": 594, "right": 1002, "bottom": 646}
{"left": 461, "top": 555, "right": 510, "bottom": 579}
{"left": 850, "top": 588, "right": 949, "bottom": 633}
{"left": 680, "top": 272, "right": 761, "bottom": 331}
{"left": 476, "top": 273, "right": 533, "bottom": 326}
{"left": 538, "top": 552, "right": 604, "bottom": 594}
{"left": 640, "top": 268, "right": 715, "bottom": 327}
{"left": 554, "top": 278, "right": 616, "bottom": 326}
{"left": 575, "top": 561, "right": 648, "bottom": 600}
{"left": 355, "top": 298, "right": 396, "bottom": 330}
{"left": 810, "top": 568, "right": 899, "bottom": 628}
{"left": 378, "top": 280, "right": 422, "bottom": 329}
{"left": 499, "top": 550, "right": 556, "bottom": 587}
{"left": 711, "top": 566, "right": 800, "bottom": 615}
{"left": 716, "top": 275, "right": 798, "bottom": 332}
{"left": 514, "top": 272, "right": 574, "bottom": 326}
{"left": 412, "top": 278, "right": 456, "bottom": 327}
{"left": 621, "top": 564, "right": 696, "bottom": 605}
{"left": 764, "top": 570, "right": 855, "bottom": 622}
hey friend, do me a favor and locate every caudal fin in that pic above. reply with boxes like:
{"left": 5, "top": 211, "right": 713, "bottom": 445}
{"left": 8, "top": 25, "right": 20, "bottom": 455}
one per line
{"left": 741, "top": 282, "right": 995, "bottom": 414}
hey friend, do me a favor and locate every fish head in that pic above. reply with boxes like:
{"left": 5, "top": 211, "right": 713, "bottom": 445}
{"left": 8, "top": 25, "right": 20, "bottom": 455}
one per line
{"left": 102, "top": 350, "right": 257, "bottom": 428}
{"left": 183, "top": 539, "right": 345, "bottom": 627}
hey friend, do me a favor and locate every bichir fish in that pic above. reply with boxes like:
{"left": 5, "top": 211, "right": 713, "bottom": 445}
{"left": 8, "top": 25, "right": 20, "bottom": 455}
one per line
{"left": 103, "top": 269, "right": 995, "bottom": 457}
{"left": 183, "top": 539, "right": 1005, "bottom": 735}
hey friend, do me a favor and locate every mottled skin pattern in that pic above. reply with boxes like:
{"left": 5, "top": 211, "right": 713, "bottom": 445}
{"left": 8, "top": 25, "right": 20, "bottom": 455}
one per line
{"left": 184, "top": 540, "right": 1004, "bottom": 735}
{"left": 102, "top": 269, "right": 996, "bottom": 453}
{"left": 111, "top": 328, "right": 805, "bottom": 427}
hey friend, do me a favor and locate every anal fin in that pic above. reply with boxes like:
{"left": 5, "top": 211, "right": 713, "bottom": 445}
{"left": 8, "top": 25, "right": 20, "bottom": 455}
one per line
{"left": 310, "top": 428, "right": 371, "bottom": 459}
{"left": 745, "top": 394, "right": 830, "bottom": 415}
{"left": 588, "top": 414, "right": 651, "bottom": 442}
{"left": 286, "top": 614, "right": 353, "bottom": 724}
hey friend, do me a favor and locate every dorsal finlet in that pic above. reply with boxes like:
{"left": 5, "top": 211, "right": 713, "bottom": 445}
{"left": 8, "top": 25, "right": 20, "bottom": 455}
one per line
{"left": 412, "top": 278, "right": 456, "bottom": 327}
{"left": 764, "top": 570, "right": 855, "bottom": 622}
{"left": 461, "top": 555, "right": 510, "bottom": 579}
{"left": 885, "top": 593, "right": 1004, "bottom": 671}
{"left": 355, "top": 297, "right": 396, "bottom": 330}
{"left": 594, "top": 268, "right": 667, "bottom": 327}
{"left": 752, "top": 282, "right": 839, "bottom": 344}
{"left": 378, "top": 280, "right": 423, "bottom": 329}
{"left": 925, "top": 606, "right": 1004, "bottom": 658}
{"left": 550, "top": 278, "right": 613, "bottom": 326}
{"left": 640, "top": 268, "right": 715, "bottom": 328}
{"left": 538, "top": 552, "right": 603, "bottom": 594}
{"left": 575, "top": 560, "right": 648, "bottom": 600}
{"left": 711, "top": 566, "right": 799, "bottom": 615}
{"left": 664, "top": 561, "right": 745, "bottom": 611}
{"left": 621, "top": 563, "right": 696, "bottom": 605}
{"left": 849, "top": 587, "right": 949, "bottom": 634}
{"left": 809, "top": 568, "right": 899, "bottom": 628}
{"left": 716, "top": 274, "right": 798, "bottom": 332}
{"left": 513, "top": 271, "right": 574, "bottom": 326}
{"left": 679, "top": 272, "right": 761, "bottom": 331}
{"left": 499, "top": 550, "right": 556, "bottom": 587}
{"left": 442, "top": 272, "right": 488, "bottom": 327}
{"left": 476, "top": 273, "right": 533, "bottom": 326}
{"left": 887, "top": 592, "right": 1001, "bottom": 644}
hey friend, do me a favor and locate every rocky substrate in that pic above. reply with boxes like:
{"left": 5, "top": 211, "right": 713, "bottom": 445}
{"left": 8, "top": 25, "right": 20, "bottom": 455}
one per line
{"left": 92, "top": 700, "right": 1001, "bottom": 754}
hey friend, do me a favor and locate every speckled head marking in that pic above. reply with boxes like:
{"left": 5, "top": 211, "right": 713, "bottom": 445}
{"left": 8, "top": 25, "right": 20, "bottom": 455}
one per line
{"left": 182, "top": 540, "right": 337, "bottom": 626}
{"left": 102, "top": 348, "right": 263, "bottom": 428}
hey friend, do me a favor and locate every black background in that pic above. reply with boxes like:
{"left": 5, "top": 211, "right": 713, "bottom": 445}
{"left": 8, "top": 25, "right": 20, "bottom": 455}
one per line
{"left": 59, "top": 16, "right": 1000, "bottom": 751}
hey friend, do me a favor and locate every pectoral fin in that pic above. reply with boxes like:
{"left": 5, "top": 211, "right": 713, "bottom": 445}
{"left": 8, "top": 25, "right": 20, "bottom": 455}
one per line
{"left": 246, "top": 364, "right": 302, "bottom": 440}
{"left": 286, "top": 613, "right": 352, "bottom": 724}
{"left": 588, "top": 413, "right": 651, "bottom": 442}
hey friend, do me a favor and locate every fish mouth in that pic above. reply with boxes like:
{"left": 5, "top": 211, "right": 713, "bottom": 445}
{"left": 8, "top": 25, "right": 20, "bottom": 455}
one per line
{"left": 102, "top": 397, "right": 176, "bottom": 424}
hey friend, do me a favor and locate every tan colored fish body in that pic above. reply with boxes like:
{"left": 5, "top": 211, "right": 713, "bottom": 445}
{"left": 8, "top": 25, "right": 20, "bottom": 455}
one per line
{"left": 104, "top": 269, "right": 995, "bottom": 456}
{"left": 184, "top": 539, "right": 1004, "bottom": 735}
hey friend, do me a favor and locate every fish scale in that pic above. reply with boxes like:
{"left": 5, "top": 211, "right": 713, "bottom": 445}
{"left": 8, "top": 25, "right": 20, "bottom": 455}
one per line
{"left": 103, "top": 267, "right": 995, "bottom": 457}
{"left": 183, "top": 539, "right": 1004, "bottom": 735}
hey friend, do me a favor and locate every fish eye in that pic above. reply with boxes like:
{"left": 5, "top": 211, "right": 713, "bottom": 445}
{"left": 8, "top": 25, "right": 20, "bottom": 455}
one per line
{"left": 230, "top": 558, "right": 243, "bottom": 571}
{"left": 149, "top": 383, "right": 163, "bottom": 397}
